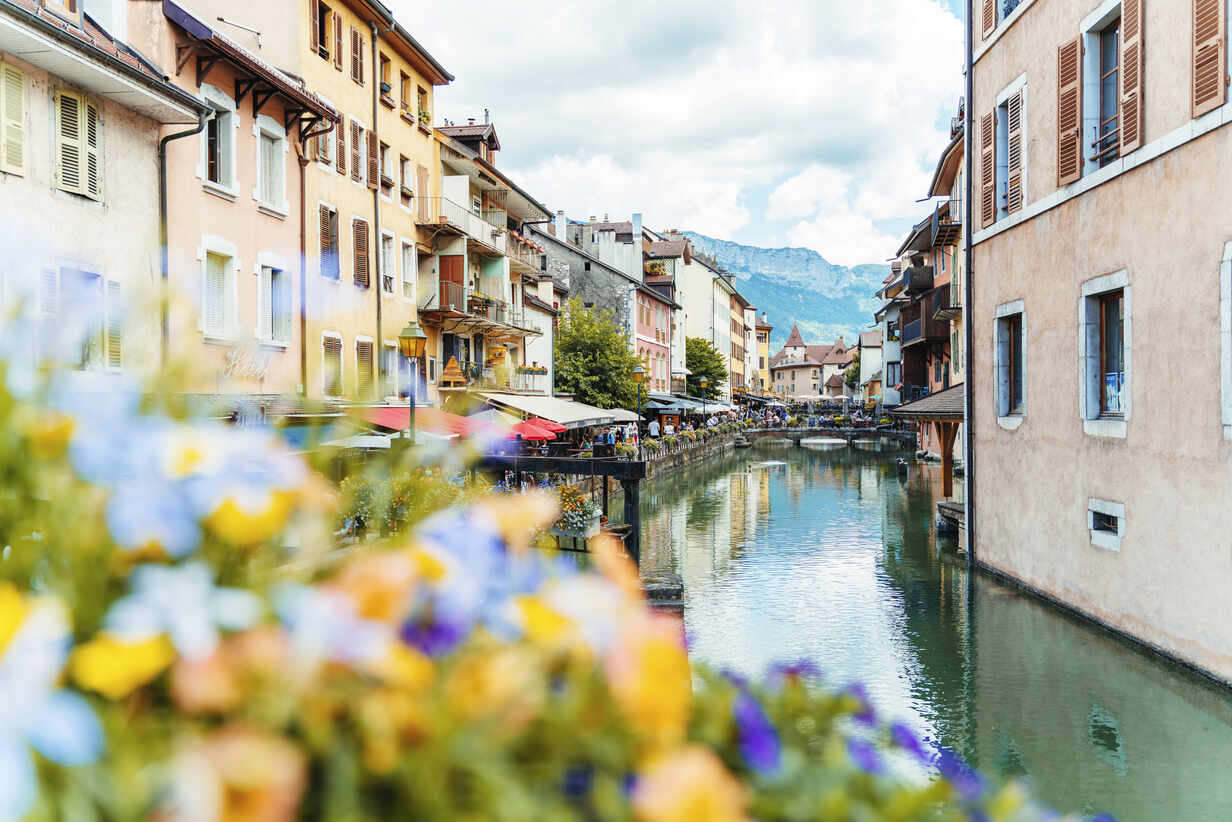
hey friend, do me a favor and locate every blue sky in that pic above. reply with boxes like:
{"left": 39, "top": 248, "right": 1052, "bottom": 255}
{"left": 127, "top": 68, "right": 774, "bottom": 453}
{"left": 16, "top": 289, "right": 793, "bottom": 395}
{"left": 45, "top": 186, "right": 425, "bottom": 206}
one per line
{"left": 397, "top": 0, "right": 966, "bottom": 268}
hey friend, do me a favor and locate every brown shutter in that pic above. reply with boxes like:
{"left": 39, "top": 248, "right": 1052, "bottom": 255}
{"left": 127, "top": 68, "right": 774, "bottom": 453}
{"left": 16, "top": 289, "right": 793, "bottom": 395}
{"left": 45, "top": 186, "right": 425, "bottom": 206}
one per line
{"left": 356, "top": 340, "right": 373, "bottom": 398}
{"left": 309, "top": 0, "right": 319, "bottom": 54}
{"left": 319, "top": 205, "right": 331, "bottom": 255}
{"left": 981, "top": 0, "right": 995, "bottom": 40}
{"left": 1057, "top": 36, "right": 1083, "bottom": 187}
{"left": 336, "top": 120, "right": 346, "bottom": 176}
{"left": 979, "top": 111, "right": 995, "bottom": 228}
{"left": 1005, "top": 91, "right": 1023, "bottom": 214}
{"left": 323, "top": 336, "right": 342, "bottom": 396}
{"left": 350, "top": 28, "right": 360, "bottom": 82}
{"left": 1120, "top": 0, "right": 1144, "bottom": 153}
{"left": 1193, "top": 0, "right": 1225, "bottom": 117}
{"left": 350, "top": 122, "right": 361, "bottom": 182}
{"left": 353, "top": 220, "right": 369, "bottom": 288}
{"left": 358, "top": 33, "right": 365, "bottom": 84}
{"left": 367, "top": 130, "right": 379, "bottom": 190}
{"left": 333, "top": 15, "right": 343, "bottom": 71}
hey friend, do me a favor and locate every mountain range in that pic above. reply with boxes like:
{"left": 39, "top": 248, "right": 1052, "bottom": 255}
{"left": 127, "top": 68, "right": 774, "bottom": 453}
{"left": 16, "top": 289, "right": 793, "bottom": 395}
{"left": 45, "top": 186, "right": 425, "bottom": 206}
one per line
{"left": 683, "top": 232, "right": 887, "bottom": 352}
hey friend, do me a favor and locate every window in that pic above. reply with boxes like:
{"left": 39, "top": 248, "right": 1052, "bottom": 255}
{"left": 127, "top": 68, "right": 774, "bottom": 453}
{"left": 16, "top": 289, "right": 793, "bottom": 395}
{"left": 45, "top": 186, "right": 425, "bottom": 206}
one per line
{"left": 353, "top": 218, "right": 370, "bottom": 288}
{"left": 310, "top": 0, "right": 331, "bottom": 60}
{"left": 886, "top": 362, "right": 901, "bottom": 387}
{"left": 349, "top": 121, "right": 363, "bottom": 183}
{"left": 1087, "top": 498, "right": 1125, "bottom": 551}
{"left": 995, "top": 301, "right": 1025, "bottom": 422}
{"left": 399, "top": 72, "right": 411, "bottom": 115}
{"left": 472, "top": 195, "right": 481, "bottom": 217}
{"left": 356, "top": 339, "right": 374, "bottom": 398}
{"left": 1079, "top": 270, "right": 1131, "bottom": 437}
{"left": 41, "top": 0, "right": 81, "bottom": 26}
{"left": 399, "top": 155, "right": 412, "bottom": 207}
{"left": 992, "top": 83, "right": 1024, "bottom": 220}
{"left": 203, "top": 251, "right": 232, "bottom": 338}
{"left": 401, "top": 241, "right": 415, "bottom": 299}
{"left": 1096, "top": 17, "right": 1121, "bottom": 167}
{"left": 379, "top": 142, "right": 393, "bottom": 192}
{"left": 379, "top": 54, "right": 392, "bottom": 101}
{"left": 201, "top": 86, "right": 236, "bottom": 192}
{"left": 55, "top": 90, "right": 101, "bottom": 200}
{"left": 257, "top": 129, "right": 285, "bottom": 209}
{"left": 382, "top": 342, "right": 399, "bottom": 398}
{"left": 259, "top": 265, "right": 291, "bottom": 345}
{"left": 981, "top": 0, "right": 1021, "bottom": 39}
{"left": 380, "top": 233, "right": 395, "bottom": 295}
{"left": 2, "top": 63, "right": 25, "bottom": 176}
{"left": 417, "top": 86, "right": 429, "bottom": 124}
{"left": 54, "top": 268, "right": 103, "bottom": 369}
{"left": 319, "top": 205, "right": 339, "bottom": 279}
{"left": 350, "top": 27, "right": 365, "bottom": 85}
{"left": 323, "top": 334, "right": 342, "bottom": 397}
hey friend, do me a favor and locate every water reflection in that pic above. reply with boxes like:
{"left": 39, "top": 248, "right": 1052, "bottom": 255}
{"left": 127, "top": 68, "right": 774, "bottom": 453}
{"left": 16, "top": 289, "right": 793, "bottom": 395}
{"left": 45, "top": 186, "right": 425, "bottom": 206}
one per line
{"left": 638, "top": 444, "right": 1232, "bottom": 822}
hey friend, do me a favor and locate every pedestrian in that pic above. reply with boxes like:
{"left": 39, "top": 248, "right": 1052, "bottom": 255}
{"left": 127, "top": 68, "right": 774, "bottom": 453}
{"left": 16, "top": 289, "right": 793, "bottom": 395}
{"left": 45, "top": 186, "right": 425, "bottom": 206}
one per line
{"left": 648, "top": 418, "right": 660, "bottom": 438}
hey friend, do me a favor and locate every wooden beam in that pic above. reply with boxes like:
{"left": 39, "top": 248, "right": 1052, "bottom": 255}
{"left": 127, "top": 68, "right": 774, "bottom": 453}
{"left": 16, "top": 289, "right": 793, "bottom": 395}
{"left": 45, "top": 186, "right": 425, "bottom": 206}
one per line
{"left": 195, "top": 54, "right": 223, "bottom": 85}
{"left": 175, "top": 44, "right": 195, "bottom": 77}
{"left": 253, "top": 88, "right": 278, "bottom": 117}
{"left": 621, "top": 479, "right": 641, "bottom": 566}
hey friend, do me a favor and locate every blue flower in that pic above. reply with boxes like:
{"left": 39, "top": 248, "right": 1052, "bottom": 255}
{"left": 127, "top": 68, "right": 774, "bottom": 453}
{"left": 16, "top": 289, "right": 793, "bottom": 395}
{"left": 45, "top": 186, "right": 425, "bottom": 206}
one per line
{"left": 846, "top": 738, "right": 885, "bottom": 774}
{"left": 844, "top": 682, "right": 878, "bottom": 726}
{"left": 562, "top": 763, "right": 593, "bottom": 799}
{"left": 0, "top": 589, "right": 103, "bottom": 821}
{"left": 274, "top": 583, "right": 392, "bottom": 667}
{"left": 104, "top": 563, "right": 263, "bottom": 660}
{"left": 105, "top": 477, "right": 202, "bottom": 558}
{"left": 937, "top": 748, "right": 987, "bottom": 801}
{"left": 890, "top": 721, "right": 931, "bottom": 764}
{"left": 400, "top": 615, "right": 469, "bottom": 658}
{"left": 733, "top": 688, "right": 781, "bottom": 776}
{"left": 769, "top": 660, "right": 821, "bottom": 682}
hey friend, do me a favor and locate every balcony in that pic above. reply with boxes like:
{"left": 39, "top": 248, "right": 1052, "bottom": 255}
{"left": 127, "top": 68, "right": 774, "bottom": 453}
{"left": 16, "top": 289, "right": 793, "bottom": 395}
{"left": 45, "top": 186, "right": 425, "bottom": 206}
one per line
{"left": 507, "top": 232, "right": 542, "bottom": 274}
{"left": 930, "top": 198, "right": 961, "bottom": 248}
{"left": 901, "top": 291, "right": 949, "bottom": 348}
{"left": 415, "top": 196, "right": 507, "bottom": 256}
{"left": 933, "top": 283, "right": 962, "bottom": 321}
{"left": 420, "top": 281, "right": 542, "bottom": 338}
{"left": 903, "top": 255, "right": 934, "bottom": 296}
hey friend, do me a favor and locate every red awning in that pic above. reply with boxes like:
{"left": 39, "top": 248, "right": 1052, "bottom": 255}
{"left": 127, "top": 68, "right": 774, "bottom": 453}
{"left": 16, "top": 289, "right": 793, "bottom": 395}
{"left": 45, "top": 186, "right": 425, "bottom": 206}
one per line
{"left": 525, "top": 417, "right": 567, "bottom": 433}
{"left": 365, "top": 406, "right": 477, "bottom": 436}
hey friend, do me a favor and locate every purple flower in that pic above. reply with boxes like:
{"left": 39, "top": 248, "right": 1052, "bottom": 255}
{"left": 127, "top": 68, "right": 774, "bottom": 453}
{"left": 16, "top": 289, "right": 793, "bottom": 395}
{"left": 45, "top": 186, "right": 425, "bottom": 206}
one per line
{"left": 968, "top": 812, "right": 991, "bottom": 822}
{"left": 733, "top": 689, "right": 781, "bottom": 775}
{"left": 844, "top": 682, "right": 877, "bottom": 726}
{"left": 400, "top": 615, "right": 468, "bottom": 658}
{"left": 890, "top": 721, "right": 931, "bottom": 764}
{"left": 562, "top": 763, "right": 593, "bottom": 799}
{"left": 937, "top": 748, "right": 986, "bottom": 801}
{"left": 846, "top": 738, "right": 885, "bottom": 774}
{"left": 769, "top": 660, "right": 821, "bottom": 682}
{"left": 1089, "top": 816, "right": 1118, "bottom": 822}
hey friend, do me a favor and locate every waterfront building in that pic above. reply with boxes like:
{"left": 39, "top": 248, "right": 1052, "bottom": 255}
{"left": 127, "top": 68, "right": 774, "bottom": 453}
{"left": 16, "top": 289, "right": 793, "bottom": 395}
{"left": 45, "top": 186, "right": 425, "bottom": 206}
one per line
{"left": 768, "top": 325, "right": 844, "bottom": 399}
{"left": 0, "top": 0, "right": 207, "bottom": 379}
{"left": 819, "top": 337, "right": 853, "bottom": 396}
{"left": 742, "top": 303, "right": 758, "bottom": 393}
{"left": 729, "top": 290, "right": 751, "bottom": 394}
{"left": 969, "top": 0, "right": 1232, "bottom": 679}
{"left": 132, "top": 2, "right": 338, "bottom": 398}
{"left": 755, "top": 313, "right": 772, "bottom": 393}
{"left": 858, "top": 330, "right": 883, "bottom": 403}
{"left": 874, "top": 265, "right": 905, "bottom": 408}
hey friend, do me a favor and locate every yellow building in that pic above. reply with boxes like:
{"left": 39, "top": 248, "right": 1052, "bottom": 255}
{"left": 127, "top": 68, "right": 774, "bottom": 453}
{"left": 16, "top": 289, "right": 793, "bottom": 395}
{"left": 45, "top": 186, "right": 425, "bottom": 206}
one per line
{"left": 729, "top": 291, "right": 750, "bottom": 394}
{"left": 755, "top": 313, "right": 772, "bottom": 393}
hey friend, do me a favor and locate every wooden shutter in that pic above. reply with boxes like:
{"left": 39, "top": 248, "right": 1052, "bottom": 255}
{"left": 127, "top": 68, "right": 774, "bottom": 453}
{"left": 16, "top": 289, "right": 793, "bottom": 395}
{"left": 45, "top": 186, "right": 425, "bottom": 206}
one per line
{"left": 353, "top": 220, "right": 369, "bottom": 288}
{"left": 1057, "top": 36, "right": 1083, "bottom": 186}
{"left": 319, "top": 205, "right": 333, "bottom": 276}
{"left": 350, "top": 122, "right": 361, "bottom": 182}
{"left": 105, "top": 280, "right": 121, "bottom": 369}
{"left": 2, "top": 63, "right": 24, "bottom": 176}
{"left": 358, "top": 32, "right": 365, "bottom": 84}
{"left": 309, "top": 0, "right": 319, "bottom": 54}
{"left": 1193, "top": 0, "right": 1225, "bottom": 117}
{"left": 55, "top": 91, "right": 83, "bottom": 194}
{"left": 1005, "top": 91, "right": 1023, "bottom": 214}
{"left": 84, "top": 102, "right": 100, "bottom": 200}
{"left": 351, "top": 28, "right": 361, "bottom": 83}
{"left": 367, "top": 130, "right": 378, "bottom": 190}
{"left": 416, "top": 164, "right": 429, "bottom": 220}
{"left": 336, "top": 119, "right": 346, "bottom": 175}
{"left": 982, "top": 0, "right": 995, "bottom": 39}
{"left": 356, "top": 340, "right": 373, "bottom": 398}
{"left": 979, "top": 111, "right": 995, "bottom": 228}
{"left": 333, "top": 15, "right": 343, "bottom": 70}
{"left": 323, "top": 336, "right": 341, "bottom": 395}
{"left": 1121, "top": 0, "right": 1145, "bottom": 152}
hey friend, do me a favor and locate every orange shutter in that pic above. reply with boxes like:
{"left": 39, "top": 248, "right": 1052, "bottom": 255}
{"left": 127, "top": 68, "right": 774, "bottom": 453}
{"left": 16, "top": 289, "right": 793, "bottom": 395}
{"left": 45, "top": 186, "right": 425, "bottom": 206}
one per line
{"left": 336, "top": 120, "right": 346, "bottom": 176}
{"left": 1005, "top": 91, "right": 1023, "bottom": 213}
{"left": 333, "top": 15, "right": 343, "bottom": 71}
{"left": 979, "top": 111, "right": 995, "bottom": 228}
{"left": 357, "top": 341, "right": 374, "bottom": 398}
{"left": 357, "top": 31, "right": 365, "bottom": 84}
{"left": 1057, "top": 36, "right": 1083, "bottom": 186}
{"left": 1193, "top": 0, "right": 1225, "bottom": 117}
{"left": 1120, "top": 0, "right": 1144, "bottom": 153}
{"left": 350, "top": 122, "right": 361, "bottom": 182}
{"left": 308, "top": 0, "right": 319, "bottom": 54}
{"left": 367, "top": 130, "right": 378, "bottom": 190}
{"left": 982, "top": 0, "right": 995, "bottom": 39}
{"left": 319, "top": 205, "right": 332, "bottom": 259}
{"left": 354, "top": 220, "right": 369, "bottom": 288}
{"left": 324, "top": 337, "right": 341, "bottom": 396}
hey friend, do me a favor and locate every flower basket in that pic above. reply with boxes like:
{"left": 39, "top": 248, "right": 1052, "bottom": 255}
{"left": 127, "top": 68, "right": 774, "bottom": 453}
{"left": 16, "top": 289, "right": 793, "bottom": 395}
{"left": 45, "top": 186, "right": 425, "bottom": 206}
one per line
{"left": 549, "top": 511, "right": 601, "bottom": 539}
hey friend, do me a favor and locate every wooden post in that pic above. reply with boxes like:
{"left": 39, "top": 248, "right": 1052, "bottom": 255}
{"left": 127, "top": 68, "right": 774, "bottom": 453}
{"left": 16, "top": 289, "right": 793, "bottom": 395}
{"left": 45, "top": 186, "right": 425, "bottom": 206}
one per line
{"left": 602, "top": 475, "right": 609, "bottom": 518}
{"left": 621, "top": 478, "right": 641, "bottom": 567}
{"left": 936, "top": 420, "right": 957, "bottom": 498}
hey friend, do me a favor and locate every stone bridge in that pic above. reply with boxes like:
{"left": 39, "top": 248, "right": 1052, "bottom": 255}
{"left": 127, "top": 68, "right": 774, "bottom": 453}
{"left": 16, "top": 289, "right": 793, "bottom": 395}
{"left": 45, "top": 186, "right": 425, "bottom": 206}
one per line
{"left": 744, "top": 427, "right": 917, "bottom": 448}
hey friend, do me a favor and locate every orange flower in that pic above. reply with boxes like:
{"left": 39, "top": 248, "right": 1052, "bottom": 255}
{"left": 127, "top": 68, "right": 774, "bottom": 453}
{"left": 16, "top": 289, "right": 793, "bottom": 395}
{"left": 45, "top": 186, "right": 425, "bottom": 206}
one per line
{"left": 632, "top": 746, "right": 748, "bottom": 822}
{"left": 329, "top": 550, "right": 419, "bottom": 623}
{"left": 161, "top": 728, "right": 306, "bottom": 822}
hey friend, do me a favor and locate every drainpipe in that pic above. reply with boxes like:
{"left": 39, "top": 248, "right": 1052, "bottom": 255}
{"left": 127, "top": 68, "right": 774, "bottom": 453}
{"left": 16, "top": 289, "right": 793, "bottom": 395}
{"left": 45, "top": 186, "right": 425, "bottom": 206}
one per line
{"left": 159, "top": 112, "right": 209, "bottom": 366}
{"left": 962, "top": 0, "right": 977, "bottom": 570}
{"left": 370, "top": 21, "right": 387, "bottom": 391}
{"left": 296, "top": 142, "right": 309, "bottom": 395}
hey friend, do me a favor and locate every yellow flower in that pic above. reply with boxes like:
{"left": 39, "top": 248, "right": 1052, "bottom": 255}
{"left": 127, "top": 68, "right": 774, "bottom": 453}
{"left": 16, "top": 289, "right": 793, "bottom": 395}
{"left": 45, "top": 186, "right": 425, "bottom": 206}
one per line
{"left": 164, "top": 727, "right": 306, "bottom": 822}
{"left": 71, "top": 633, "right": 175, "bottom": 700}
{"left": 446, "top": 646, "right": 545, "bottom": 733}
{"left": 516, "top": 595, "right": 574, "bottom": 646}
{"left": 477, "top": 492, "right": 559, "bottom": 554}
{"left": 632, "top": 746, "right": 748, "bottom": 822}
{"left": 0, "top": 582, "right": 28, "bottom": 656}
{"left": 331, "top": 551, "right": 418, "bottom": 623}
{"left": 369, "top": 644, "right": 434, "bottom": 691}
{"left": 606, "top": 614, "right": 692, "bottom": 751}
{"left": 27, "top": 412, "right": 75, "bottom": 458}
{"left": 206, "top": 490, "right": 296, "bottom": 546}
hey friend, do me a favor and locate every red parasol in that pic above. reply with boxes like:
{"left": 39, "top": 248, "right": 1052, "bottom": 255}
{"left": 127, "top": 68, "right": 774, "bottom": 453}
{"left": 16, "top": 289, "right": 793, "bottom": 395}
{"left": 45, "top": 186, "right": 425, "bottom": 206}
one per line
{"left": 512, "top": 420, "right": 557, "bottom": 441}
{"left": 524, "top": 417, "right": 567, "bottom": 433}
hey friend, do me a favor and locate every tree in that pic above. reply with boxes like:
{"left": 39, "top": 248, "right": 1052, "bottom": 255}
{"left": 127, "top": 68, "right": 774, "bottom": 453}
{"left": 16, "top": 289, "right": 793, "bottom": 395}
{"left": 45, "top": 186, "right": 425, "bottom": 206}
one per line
{"left": 685, "top": 337, "right": 727, "bottom": 400}
{"left": 554, "top": 298, "right": 643, "bottom": 409}
{"left": 844, "top": 350, "right": 861, "bottom": 390}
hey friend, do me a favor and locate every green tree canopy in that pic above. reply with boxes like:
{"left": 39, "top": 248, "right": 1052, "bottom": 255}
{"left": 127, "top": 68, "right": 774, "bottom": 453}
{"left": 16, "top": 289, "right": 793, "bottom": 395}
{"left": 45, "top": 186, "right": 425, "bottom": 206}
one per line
{"left": 685, "top": 337, "right": 727, "bottom": 400}
{"left": 844, "top": 350, "right": 861, "bottom": 389}
{"left": 554, "top": 298, "right": 642, "bottom": 409}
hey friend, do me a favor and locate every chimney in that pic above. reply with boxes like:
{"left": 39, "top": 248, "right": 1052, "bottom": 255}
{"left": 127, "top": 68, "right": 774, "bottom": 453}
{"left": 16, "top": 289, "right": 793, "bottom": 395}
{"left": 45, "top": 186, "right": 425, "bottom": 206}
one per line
{"left": 588, "top": 215, "right": 596, "bottom": 223}
{"left": 468, "top": 117, "right": 476, "bottom": 125}
{"left": 631, "top": 212, "right": 644, "bottom": 278}
{"left": 484, "top": 108, "right": 489, "bottom": 124}
{"left": 603, "top": 213, "right": 609, "bottom": 222}
{"left": 555, "top": 210, "right": 567, "bottom": 239}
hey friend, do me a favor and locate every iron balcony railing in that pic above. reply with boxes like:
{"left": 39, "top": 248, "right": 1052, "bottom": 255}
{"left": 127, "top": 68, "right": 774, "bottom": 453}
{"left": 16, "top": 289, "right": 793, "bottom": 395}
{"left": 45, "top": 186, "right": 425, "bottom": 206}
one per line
{"left": 415, "top": 196, "right": 508, "bottom": 255}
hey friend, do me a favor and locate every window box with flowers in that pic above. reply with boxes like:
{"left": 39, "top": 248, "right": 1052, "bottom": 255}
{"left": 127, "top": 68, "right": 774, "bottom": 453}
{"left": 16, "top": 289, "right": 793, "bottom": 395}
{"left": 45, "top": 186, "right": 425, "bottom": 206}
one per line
{"left": 549, "top": 485, "right": 601, "bottom": 538}
{"left": 518, "top": 366, "right": 549, "bottom": 376}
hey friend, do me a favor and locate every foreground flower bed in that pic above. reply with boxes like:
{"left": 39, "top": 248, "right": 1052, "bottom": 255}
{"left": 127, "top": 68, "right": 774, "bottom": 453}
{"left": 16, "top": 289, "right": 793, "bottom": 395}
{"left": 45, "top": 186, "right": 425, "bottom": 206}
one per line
{"left": 0, "top": 368, "right": 1097, "bottom": 821}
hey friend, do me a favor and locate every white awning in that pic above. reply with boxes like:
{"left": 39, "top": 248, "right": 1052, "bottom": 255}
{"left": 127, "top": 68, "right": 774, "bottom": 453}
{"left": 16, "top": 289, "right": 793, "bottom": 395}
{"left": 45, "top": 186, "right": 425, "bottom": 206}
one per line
{"left": 606, "top": 408, "right": 642, "bottom": 422}
{"left": 479, "top": 393, "right": 615, "bottom": 429}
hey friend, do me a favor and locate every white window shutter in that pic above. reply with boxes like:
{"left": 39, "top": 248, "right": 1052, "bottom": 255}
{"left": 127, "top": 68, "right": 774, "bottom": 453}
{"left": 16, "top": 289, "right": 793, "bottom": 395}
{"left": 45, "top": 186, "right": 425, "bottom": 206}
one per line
{"left": 56, "top": 91, "right": 82, "bottom": 194}
{"left": 205, "top": 254, "right": 226, "bottom": 335}
{"left": 85, "top": 102, "right": 101, "bottom": 200}
{"left": 39, "top": 269, "right": 58, "bottom": 318}
{"left": 274, "top": 269, "right": 290, "bottom": 343}
{"left": 2, "top": 64, "right": 25, "bottom": 175}
{"left": 105, "top": 280, "right": 121, "bottom": 369}
{"left": 259, "top": 265, "right": 272, "bottom": 339}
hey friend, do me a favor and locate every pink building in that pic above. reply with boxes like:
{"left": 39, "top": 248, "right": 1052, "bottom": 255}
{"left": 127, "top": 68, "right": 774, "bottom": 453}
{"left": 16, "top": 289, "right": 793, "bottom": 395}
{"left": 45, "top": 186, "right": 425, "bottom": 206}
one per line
{"left": 635, "top": 286, "right": 672, "bottom": 394}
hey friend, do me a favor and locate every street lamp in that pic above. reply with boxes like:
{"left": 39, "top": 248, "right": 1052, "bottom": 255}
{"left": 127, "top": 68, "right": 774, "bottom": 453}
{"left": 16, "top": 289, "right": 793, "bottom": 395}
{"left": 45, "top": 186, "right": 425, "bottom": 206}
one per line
{"left": 632, "top": 364, "right": 645, "bottom": 459}
{"left": 699, "top": 375, "right": 708, "bottom": 423}
{"left": 398, "top": 320, "right": 428, "bottom": 448}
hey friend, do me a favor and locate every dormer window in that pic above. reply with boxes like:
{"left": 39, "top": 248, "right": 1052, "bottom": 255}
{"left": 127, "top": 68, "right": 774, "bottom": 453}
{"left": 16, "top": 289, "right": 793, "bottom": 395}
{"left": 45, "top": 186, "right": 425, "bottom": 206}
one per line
{"left": 42, "top": 0, "right": 82, "bottom": 26}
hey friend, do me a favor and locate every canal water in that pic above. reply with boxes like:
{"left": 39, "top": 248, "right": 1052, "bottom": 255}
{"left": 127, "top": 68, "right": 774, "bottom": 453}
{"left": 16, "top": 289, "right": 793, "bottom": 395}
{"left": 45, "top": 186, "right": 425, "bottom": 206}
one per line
{"left": 635, "top": 440, "right": 1232, "bottom": 822}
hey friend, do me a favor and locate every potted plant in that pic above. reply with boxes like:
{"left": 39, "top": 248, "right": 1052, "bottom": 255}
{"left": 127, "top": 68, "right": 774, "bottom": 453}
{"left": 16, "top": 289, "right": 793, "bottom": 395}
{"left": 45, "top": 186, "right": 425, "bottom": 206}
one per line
{"left": 380, "top": 81, "right": 392, "bottom": 95}
{"left": 418, "top": 108, "right": 431, "bottom": 125}
{"left": 550, "top": 485, "right": 602, "bottom": 538}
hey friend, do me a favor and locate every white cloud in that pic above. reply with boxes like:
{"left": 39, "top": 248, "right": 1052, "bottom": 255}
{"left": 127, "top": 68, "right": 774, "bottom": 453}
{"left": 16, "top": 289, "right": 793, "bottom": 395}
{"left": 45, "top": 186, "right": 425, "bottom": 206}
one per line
{"left": 393, "top": 0, "right": 962, "bottom": 265}
{"left": 786, "top": 212, "right": 900, "bottom": 269}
